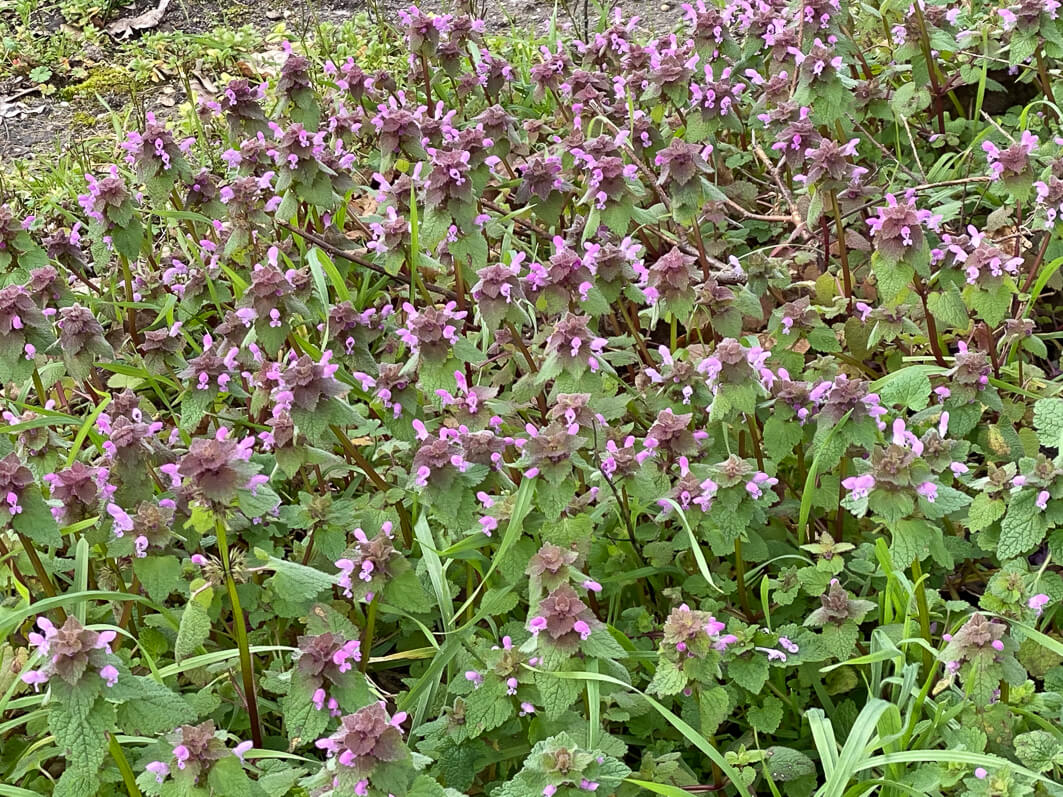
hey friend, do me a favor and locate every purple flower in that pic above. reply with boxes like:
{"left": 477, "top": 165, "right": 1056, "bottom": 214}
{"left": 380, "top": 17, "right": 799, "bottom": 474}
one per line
{"left": 866, "top": 191, "right": 942, "bottom": 261}
{"left": 757, "top": 646, "right": 788, "bottom": 662}
{"left": 145, "top": 761, "right": 170, "bottom": 783}
{"left": 1028, "top": 593, "right": 1051, "bottom": 616}
{"left": 842, "top": 474, "right": 875, "bottom": 500}
{"left": 917, "top": 481, "right": 938, "bottom": 503}
{"left": 100, "top": 664, "right": 119, "bottom": 687}
{"left": 19, "top": 616, "right": 117, "bottom": 690}
{"left": 314, "top": 702, "right": 407, "bottom": 770}
{"left": 983, "top": 130, "right": 1037, "bottom": 180}
{"left": 745, "top": 471, "right": 779, "bottom": 499}
{"left": 397, "top": 301, "right": 466, "bottom": 358}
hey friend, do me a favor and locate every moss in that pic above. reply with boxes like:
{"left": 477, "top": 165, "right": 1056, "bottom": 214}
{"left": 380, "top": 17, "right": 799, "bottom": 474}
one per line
{"left": 59, "top": 66, "right": 137, "bottom": 102}
{"left": 70, "top": 111, "right": 98, "bottom": 129}
{"left": 221, "top": 1, "right": 253, "bottom": 23}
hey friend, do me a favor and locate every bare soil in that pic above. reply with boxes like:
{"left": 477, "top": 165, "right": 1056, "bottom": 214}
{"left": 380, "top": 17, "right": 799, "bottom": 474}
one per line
{"left": 0, "top": 0, "right": 682, "bottom": 162}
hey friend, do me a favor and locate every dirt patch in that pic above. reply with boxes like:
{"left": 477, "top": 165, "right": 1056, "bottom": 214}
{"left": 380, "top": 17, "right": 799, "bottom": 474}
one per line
{"left": 0, "top": 0, "right": 682, "bottom": 163}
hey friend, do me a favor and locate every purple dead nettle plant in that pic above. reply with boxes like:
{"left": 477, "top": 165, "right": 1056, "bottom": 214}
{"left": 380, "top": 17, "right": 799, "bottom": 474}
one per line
{"left": 20, "top": 615, "right": 119, "bottom": 691}
{"left": 144, "top": 721, "right": 253, "bottom": 785}
{"left": 866, "top": 191, "right": 943, "bottom": 262}
{"left": 336, "top": 522, "right": 401, "bottom": 601}
{"left": 294, "top": 632, "right": 363, "bottom": 715}
{"left": 315, "top": 701, "right": 408, "bottom": 776}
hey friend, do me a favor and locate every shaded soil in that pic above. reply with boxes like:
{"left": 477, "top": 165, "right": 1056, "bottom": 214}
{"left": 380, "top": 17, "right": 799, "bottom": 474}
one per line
{"left": 0, "top": 0, "right": 681, "bottom": 162}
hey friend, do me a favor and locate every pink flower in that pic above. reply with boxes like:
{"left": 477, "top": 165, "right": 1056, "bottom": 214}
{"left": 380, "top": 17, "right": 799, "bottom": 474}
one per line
{"left": 99, "top": 664, "right": 119, "bottom": 687}
{"left": 573, "top": 620, "right": 592, "bottom": 640}
{"left": 917, "top": 482, "right": 938, "bottom": 503}
{"left": 145, "top": 761, "right": 169, "bottom": 783}
{"left": 842, "top": 474, "right": 875, "bottom": 500}
{"left": 1028, "top": 593, "right": 1051, "bottom": 616}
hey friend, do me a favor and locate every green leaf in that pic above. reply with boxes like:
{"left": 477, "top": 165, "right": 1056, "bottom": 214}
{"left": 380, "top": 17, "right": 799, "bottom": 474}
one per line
{"left": 280, "top": 668, "right": 331, "bottom": 747}
{"left": 53, "top": 770, "right": 100, "bottom": 797}
{"left": 535, "top": 669, "right": 581, "bottom": 718}
{"left": 728, "top": 653, "right": 769, "bottom": 693}
{"left": 926, "top": 286, "right": 971, "bottom": 330}
{"left": 263, "top": 556, "right": 335, "bottom": 618}
{"left": 998, "top": 489, "right": 1049, "bottom": 559}
{"left": 891, "top": 82, "right": 931, "bottom": 117}
{"left": 207, "top": 755, "right": 253, "bottom": 794}
{"left": 408, "top": 775, "right": 448, "bottom": 797}
{"left": 238, "top": 485, "right": 281, "bottom": 519}
{"left": 967, "top": 493, "right": 1005, "bottom": 532}
{"left": 49, "top": 696, "right": 113, "bottom": 786}
{"left": 463, "top": 678, "right": 514, "bottom": 736}
{"left": 383, "top": 568, "right": 434, "bottom": 615}
{"left": 1034, "top": 397, "right": 1063, "bottom": 451}
{"left": 175, "top": 590, "right": 213, "bottom": 660}
{"left": 1014, "top": 730, "right": 1062, "bottom": 773}
{"left": 871, "top": 255, "right": 914, "bottom": 304}
{"left": 133, "top": 555, "right": 182, "bottom": 603}
{"left": 699, "top": 686, "right": 730, "bottom": 736}
{"left": 581, "top": 628, "right": 626, "bottom": 660}
{"left": 877, "top": 367, "right": 932, "bottom": 411}
{"left": 747, "top": 695, "right": 784, "bottom": 734}
{"left": 647, "top": 658, "right": 687, "bottom": 696}
{"left": 112, "top": 674, "right": 195, "bottom": 735}
{"left": 763, "top": 413, "right": 804, "bottom": 461}
{"left": 12, "top": 489, "right": 61, "bottom": 548}
{"left": 891, "top": 518, "right": 935, "bottom": 566}
{"left": 765, "top": 746, "right": 816, "bottom": 781}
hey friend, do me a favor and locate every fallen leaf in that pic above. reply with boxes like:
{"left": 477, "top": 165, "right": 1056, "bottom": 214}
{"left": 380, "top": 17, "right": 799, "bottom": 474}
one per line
{"left": 106, "top": 0, "right": 171, "bottom": 39}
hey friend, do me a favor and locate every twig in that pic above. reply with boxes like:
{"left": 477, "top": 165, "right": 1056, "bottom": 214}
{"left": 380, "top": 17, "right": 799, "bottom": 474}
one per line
{"left": 277, "top": 220, "right": 457, "bottom": 300}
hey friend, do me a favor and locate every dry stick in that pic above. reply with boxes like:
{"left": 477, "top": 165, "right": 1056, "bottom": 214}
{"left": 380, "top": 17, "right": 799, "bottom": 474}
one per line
{"left": 911, "top": 0, "right": 946, "bottom": 135}
{"left": 505, "top": 321, "right": 549, "bottom": 419}
{"left": 1036, "top": 47, "right": 1059, "bottom": 114}
{"left": 899, "top": 115, "right": 927, "bottom": 181}
{"left": 915, "top": 278, "right": 949, "bottom": 368}
{"left": 828, "top": 190, "right": 853, "bottom": 300}
{"left": 277, "top": 220, "right": 457, "bottom": 300}
{"left": 849, "top": 117, "right": 921, "bottom": 181}
{"left": 16, "top": 533, "right": 66, "bottom": 622}
{"left": 330, "top": 425, "right": 414, "bottom": 549}
{"left": 752, "top": 145, "right": 803, "bottom": 225}
{"left": 0, "top": 537, "right": 33, "bottom": 601}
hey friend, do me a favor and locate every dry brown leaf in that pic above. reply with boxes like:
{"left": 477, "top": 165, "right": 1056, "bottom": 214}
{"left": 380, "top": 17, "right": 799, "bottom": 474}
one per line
{"left": 106, "top": 0, "right": 171, "bottom": 39}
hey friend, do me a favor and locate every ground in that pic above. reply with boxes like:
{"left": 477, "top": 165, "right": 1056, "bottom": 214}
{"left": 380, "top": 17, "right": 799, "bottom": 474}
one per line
{"left": 0, "top": 0, "right": 681, "bottom": 162}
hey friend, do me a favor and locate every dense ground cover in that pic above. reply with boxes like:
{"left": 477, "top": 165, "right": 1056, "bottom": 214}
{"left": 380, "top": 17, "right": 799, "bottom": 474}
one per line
{"left": 3, "top": 0, "right": 1063, "bottom": 795}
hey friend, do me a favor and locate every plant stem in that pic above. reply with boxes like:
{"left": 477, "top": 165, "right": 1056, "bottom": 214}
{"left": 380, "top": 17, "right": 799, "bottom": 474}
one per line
{"left": 16, "top": 532, "right": 66, "bottom": 622}
{"left": 108, "top": 733, "right": 143, "bottom": 797}
{"left": 910, "top": 558, "right": 934, "bottom": 677}
{"left": 31, "top": 368, "right": 47, "bottom": 405}
{"left": 1036, "top": 46, "right": 1058, "bottom": 114}
{"left": 214, "top": 515, "right": 263, "bottom": 748}
{"left": 734, "top": 538, "right": 752, "bottom": 621}
{"left": 359, "top": 596, "right": 378, "bottom": 674}
{"left": 420, "top": 52, "right": 434, "bottom": 109}
{"left": 828, "top": 190, "right": 852, "bottom": 300}
{"left": 911, "top": 1, "right": 946, "bottom": 134}
{"left": 329, "top": 425, "right": 414, "bottom": 548}
{"left": 119, "top": 255, "right": 139, "bottom": 343}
